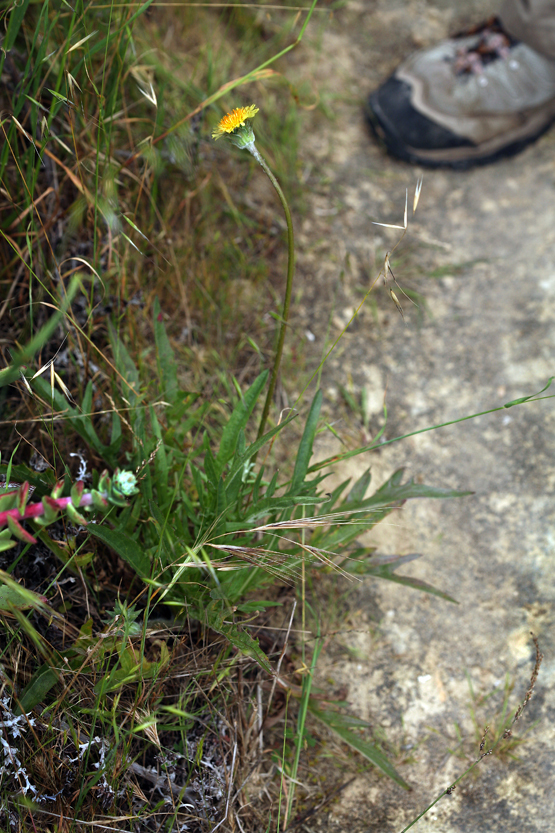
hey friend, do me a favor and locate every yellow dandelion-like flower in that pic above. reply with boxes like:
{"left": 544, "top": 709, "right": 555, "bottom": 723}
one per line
{"left": 212, "top": 104, "right": 259, "bottom": 140}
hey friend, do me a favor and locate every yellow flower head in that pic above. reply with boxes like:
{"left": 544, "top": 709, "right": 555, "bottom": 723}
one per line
{"left": 212, "top": 104, "right": 259, "bottom": 140}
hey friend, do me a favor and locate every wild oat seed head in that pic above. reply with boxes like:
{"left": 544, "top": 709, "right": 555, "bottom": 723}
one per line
{"left": 212, "top": 104, "right": 259, "bottom": 140}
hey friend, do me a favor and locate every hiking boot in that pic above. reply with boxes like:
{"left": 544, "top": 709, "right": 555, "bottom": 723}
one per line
{"left": 366, "top": 17, "right": 555, "bottom": 168}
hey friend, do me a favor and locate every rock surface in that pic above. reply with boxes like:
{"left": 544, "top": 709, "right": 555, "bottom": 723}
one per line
{"left": 289, "top": 1, "right": 555, "bottom": 830}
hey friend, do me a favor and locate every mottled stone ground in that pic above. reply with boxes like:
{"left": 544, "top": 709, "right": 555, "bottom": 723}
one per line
{"left": 283, "top": 1, "right": 555, "bottom": 830}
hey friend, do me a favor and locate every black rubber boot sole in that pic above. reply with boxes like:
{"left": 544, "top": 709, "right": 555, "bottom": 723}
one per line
{"left": 366, "top": 77, "right": 555, "bottom": 170}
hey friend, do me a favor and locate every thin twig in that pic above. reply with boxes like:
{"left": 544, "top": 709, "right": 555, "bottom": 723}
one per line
{"left": 265, "top": 600, "right": 297, "bottom": 722}
{"left": 212, "top": 728, "right": 238, "bottom": 832}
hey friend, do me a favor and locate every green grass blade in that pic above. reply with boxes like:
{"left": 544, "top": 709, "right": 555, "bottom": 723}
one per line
{"left": 310, "top": 379, "right": 555, "bottom": 472}
{"left": 0, "top": 275, "right": 81, "bottom": 389}
{"left": 4, "top": 0, "right": 31, "bottom": 52}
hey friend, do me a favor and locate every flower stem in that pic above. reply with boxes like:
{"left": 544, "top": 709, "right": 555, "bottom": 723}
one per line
{"left": 248, "top": 145, "right": 295, "bottom": 440}
{"left": 0, "top": 492, "right": 95, "bottom": 528}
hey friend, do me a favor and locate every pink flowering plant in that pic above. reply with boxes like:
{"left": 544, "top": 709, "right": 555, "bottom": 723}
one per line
{"left": 0, "top": 469, "right": 139, "bottom": 553}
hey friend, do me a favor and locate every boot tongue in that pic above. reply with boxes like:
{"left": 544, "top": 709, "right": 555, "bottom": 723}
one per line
{"left": 453, "top": 16, "right": 520, "bottom": 76}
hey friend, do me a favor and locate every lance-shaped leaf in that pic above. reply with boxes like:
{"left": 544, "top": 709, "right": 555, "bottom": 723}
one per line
{"left": 50, "top": 480, "right": 65, "bottom": 499}
{"left": 0, "top": 529, "right": 17, "bottom": 552}
{"left": 215, "top": 371, "right": 268, "bottom": 475}
{"left": 87, "top": 524, "right": 151, "bottom": 577}
{"left": 362, "top": 468, "right": 473, "bottom": 508}
{"left": 17, "top": 482, "right": 30, "bottom": 516}
{"left": 17, "top": 664, "right": 60, "bottom": 713}
{"left": 91, "top": 489, "right": 109, "bottom": 511}
{"left": 66, "top": 502, "right": 88, "bottom": 525}
{"left": 0, "top": 490, "right": 18, "bottom": 512}
{"left": 7, "top": 515, "right": 37, "bottom": 544}
{"left": 308, "top": 702, "right": 411, "bottom": 790}
{"left": 71, "top": 480, "right": 85, "bottom": 508}
{"left": 202, "top": 602, "right": 272, "bottom": 674}
{"left": 346, "top": 552, "right": 458, "bottom": 603}
{"left": 34, "top": 496, "right": 60, "bottom": 526}
{"left": 0, "top": 573, "right": 48, "bottom": 612}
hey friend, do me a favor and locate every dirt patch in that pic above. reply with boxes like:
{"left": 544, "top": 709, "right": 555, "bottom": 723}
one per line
{"left": 284, "top": 1, "right": 555, "bottom": 830}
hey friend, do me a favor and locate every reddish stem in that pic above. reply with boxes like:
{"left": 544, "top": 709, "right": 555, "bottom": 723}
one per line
{"left": 0, "top": 492, "right": 95, "bottom": 528}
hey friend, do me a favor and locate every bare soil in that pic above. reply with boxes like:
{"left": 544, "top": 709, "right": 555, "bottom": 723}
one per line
{"left": 279, "top": 1, "right": 555, "bottom": 830}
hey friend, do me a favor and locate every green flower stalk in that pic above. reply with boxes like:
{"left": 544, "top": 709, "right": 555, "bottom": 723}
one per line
{"left": 213, "top": 104, "right": 295, "bottom": 439}
{"left": 0, "top": 469, "right": 139, "bottom": 552}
